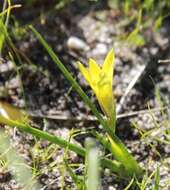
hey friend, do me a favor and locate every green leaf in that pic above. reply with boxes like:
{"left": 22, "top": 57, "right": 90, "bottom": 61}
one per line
{"left": 29, "top": 25, "right": 114, "bottom": 138}
{"left": 0, "top": 19, "right": 5, "bottom": 54}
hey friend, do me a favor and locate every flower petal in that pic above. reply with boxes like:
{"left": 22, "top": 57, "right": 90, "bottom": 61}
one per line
{"left": 102, "top": 49, "right": 115, "bottom": 83}
{"left": 78, "top": 62, "right": 91, "bottom": 85}
{"left": 88, "top": 58, "right": 101, "bottom": 84}
{"left": 98, "top": 87, "right": 115, "bottom": 118}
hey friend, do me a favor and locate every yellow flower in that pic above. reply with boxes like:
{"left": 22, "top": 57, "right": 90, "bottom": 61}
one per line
{"left": 78, "top": 49, "right": 115, "bottom": 127}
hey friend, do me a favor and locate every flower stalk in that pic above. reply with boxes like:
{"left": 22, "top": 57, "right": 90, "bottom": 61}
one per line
{"left": 30, "top": 26, "right": 143, "bottom": 177}
{"left": 0, "top": 115, "right": 126, "bottom": 177}
{"left": 78, "top": 49, "right": 143, "bottom": 177}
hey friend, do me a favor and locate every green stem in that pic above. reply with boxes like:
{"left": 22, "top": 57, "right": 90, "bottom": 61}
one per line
{"left": 93, "top": 131, "right": 143, "bottom": 177}
{"left": 100, "top": 158, "right": 126, "bottom": 177}
{"left": 29, "top": 26, "right": 114, "bottom": 138}
{"left": 29, "top": 26, "right": 143, "bottom": 177}
{"left": 108, "top": 134, "right": 143, "bottom": 177}
{"left": 0, "top": 116, "right": 125, "bottom": 177}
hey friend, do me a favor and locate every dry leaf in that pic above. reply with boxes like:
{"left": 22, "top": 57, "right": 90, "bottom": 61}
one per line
{"left": 0, "top": 101, "right": 26, "bottom": 121}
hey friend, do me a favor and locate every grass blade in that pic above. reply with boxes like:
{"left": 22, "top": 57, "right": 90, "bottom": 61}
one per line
{"left": 85, "top": 138, "right": 100, "bottom": 190}
{"left": 0, "top": 115, "right": 124, "bottom": 176}
{"left": 0, "top": 129, "right": 40, "bottom": 190}
{"left": 29, "top": 25, "right": 114, "bottom": 137}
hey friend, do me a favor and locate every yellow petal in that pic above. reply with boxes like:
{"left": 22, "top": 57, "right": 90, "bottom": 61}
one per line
{"left": 102, "top": 49, "right": 114, "bottom": 82}
{"left": 98, "top": 91, "right": 115, "bottom": 118}
{"left": 78, "top": 62, "right": 91, "bottom": 84}
{"left": 78, "top": 61, "right": 100, "bottom": 95}
{"left": 96, "top": 75, "right": 115, "bottom": 118}
{"left": 88, "top": 58, "right": 101, "bottom": 83}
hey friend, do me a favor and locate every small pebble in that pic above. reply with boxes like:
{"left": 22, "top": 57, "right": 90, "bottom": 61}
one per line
{"left": 7, "top": 77, "right": 20, "bottom": 89}
{"left": 108, "top": 186, "right": 116, "bottom": 190}
{"left": 92, "top": 43, "right": 107, "bottom": 57}
{"left": 104, "top": 168, "right": 111, "bottom": 176}
{"left": 67, "top": 36, "right": 89, "bottom": 51}
{"left": 0, "top": 61, "right": 14, "bottom": 73}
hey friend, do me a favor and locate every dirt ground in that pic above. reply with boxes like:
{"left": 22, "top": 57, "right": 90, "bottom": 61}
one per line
{"left": 0, "top": 1, "right": 170, "bottom": 189}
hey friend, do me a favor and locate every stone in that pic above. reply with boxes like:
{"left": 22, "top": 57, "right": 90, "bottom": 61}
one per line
{"left": 67, "top": 36, "right": 89, "bottom": 51}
